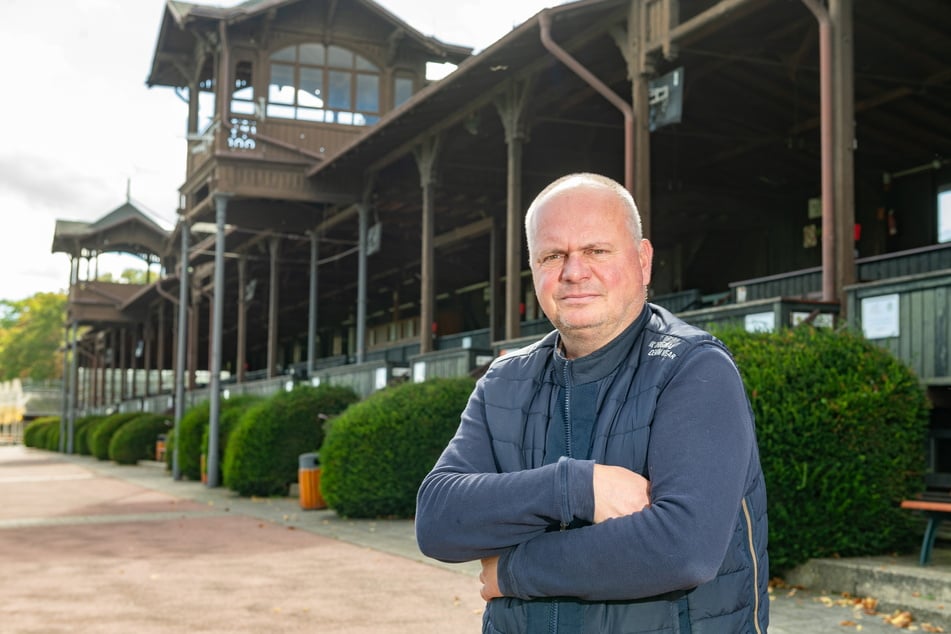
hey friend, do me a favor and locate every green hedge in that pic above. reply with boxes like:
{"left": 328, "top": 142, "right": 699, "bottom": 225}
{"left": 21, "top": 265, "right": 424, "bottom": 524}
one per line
{"left": 223, "top": 384, "right": 358, "bottom": 497}
{"left": 176, "top": 400, "right": 211, "bottom": 480}
{"left": 88, "top": 412, "right": 142, "bottom": 461}
{"left": 200, "top": 395, "right": 263, "bottom": 484}
{"left": 320, "top": 377, "right": 476, "bottom": 518}
{"left": 23, "top": 417, "right": 59, "bottom": 449}
{"left": 174, "top": 396, "right": 262, "bottom": 481}
{"left": 41, "top": 417, "right": 61, "bottom": 451}
{"left": 74, "top": 415, "right": 106, "bottom": 455}
{"left": 108, "top": 414, "right": 171, "bottom": 465}
{"left": 715, "top": 326, "right": 930, "bottom": 572}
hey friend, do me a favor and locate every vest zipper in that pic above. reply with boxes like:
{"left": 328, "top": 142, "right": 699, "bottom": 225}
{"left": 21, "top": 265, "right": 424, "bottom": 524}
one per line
{"left": 741, "top": 498, "right": 763, "bottom": 634}
{"left": 563, "top": 360, "right": 573, "bottom": 460}
{"left": 551, "top": 360, "right": 572, "bottom": 633}
{"left": 560, "top": 359, "right": 572, "bottom": 532}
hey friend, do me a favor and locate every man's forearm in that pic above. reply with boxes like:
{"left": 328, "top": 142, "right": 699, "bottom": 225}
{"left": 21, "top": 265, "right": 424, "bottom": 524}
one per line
{"left": 416, "top": 456, "right": 596, "bottom": 562}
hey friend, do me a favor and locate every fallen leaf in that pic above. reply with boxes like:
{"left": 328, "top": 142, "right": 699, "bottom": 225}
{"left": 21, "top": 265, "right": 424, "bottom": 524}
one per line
{"left": 883, "top": 610, "right": 913, "bottom": 628}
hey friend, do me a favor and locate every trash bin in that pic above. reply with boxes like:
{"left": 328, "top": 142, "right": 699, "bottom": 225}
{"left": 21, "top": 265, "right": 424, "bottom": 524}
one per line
{"left": 298, "top": 452, "right": 326, "bottom": 510}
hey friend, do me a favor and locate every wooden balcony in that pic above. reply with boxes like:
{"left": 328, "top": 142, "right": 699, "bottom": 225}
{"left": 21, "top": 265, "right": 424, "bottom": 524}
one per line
{"left": 184, "top": 115, "right": 365, "bottom": 205}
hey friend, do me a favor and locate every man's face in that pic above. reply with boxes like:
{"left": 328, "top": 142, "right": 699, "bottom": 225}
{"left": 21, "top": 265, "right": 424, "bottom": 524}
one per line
{"left": 529, "top": 184, "right": 653, "bottom": 357}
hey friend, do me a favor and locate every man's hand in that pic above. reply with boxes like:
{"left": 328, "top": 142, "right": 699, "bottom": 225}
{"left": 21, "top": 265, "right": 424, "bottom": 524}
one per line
{"left": 480, "top": 556, "right": 502, "bottom": 601}
{"left": 592, "top": 464, "right": 651, "bottom": 523}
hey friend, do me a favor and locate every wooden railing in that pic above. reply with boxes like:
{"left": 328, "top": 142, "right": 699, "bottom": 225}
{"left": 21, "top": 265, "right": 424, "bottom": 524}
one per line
{"left": 730, "top": 243, "right": 951, "bottom": 303}
{"left": 186, "top": 115, "right": 365, "bottom": 182}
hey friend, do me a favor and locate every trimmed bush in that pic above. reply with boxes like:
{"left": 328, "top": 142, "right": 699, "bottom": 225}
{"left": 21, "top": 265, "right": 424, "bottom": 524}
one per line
{"left": 223, "top": 384, "right": 359, "bottom": 497}
{"left": 177, "top": 401, "right": 211, "bottom": 480}
{"left": 23, "top": 417, "right": 59, "bottom": 449}
{"left": 164, "top": 427, "right": 177, "bottom": 471}
{"left": 715, "top": 326, "right": 930, "bottom": 572}
{"left": 320, "top": 377, "right": 476, "bottom": 518}
{"left": 200, "top": 395, "right": 262, "bottom": 485}
{"left": 41, "top": 417, "right": 61, "bottom": 451}
{"left": 74, "top": 415, "right": 106, "bottom": 455}
{"left": 88, "top": 412, "right": 142, "bottom": 460}
{"left": 173, "top": 395, "right": 263, "bottom": 480}
{"left": 108, "top": 413, "right": 172, "bottom": 465}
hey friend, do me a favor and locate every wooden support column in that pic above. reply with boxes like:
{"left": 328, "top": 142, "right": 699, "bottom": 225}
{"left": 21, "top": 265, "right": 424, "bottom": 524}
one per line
{"left": 157, "top": 302, "right": 166, "bottom": 394}
{"left": 188, "top": 289, "right": 199, "bottom": 391}
{"left": 60, "top": 323, "right": 69, "bottom": 452}
{"left": 356, "top": 204, "right": 368, "bottom": 363}
{"left": 237, "top": 254, "right": 247, "bottom": 383}
{"left": 68, "top": 322, "right": 78, "bottom": 452}
{"left": 306, "top": 233, "right": 318, "bottom": 374}
{"left": 633, "top": 1, "right": 652, "bottom": 237}
{"left": 489, "top": 214, "right": 503, "bottom": 343}
{"left": 496, "top": 79, "right": 532, "bottom": 341}
{"left": 120, "top": 328, "right": 130, "bottom": 403}
{"left": 98, "top": 335, "right": 105, "bottom": 406}
{"left": 144, "top": 317, "right": 153, "bottom": 397}
{"left": 414, "top": 136, "right": 440, "bottom": 354}
{"left": 217, "top": 21, "right": 231, "bottom": 154}
{"left": 187, "top": 79, "right": 200, "bottom": 136}
{"left": 130, "top": 325, "right": 139, "bottom": 399}
{"left": 831, "top": 0, "right": 855, "bottom": 312}
{"left": 267, "top": 236, "right": 281, "bottom": 377}
{"left": 617, "top": 0, "right": 656, "bottom": 237}
{"left": 92, "top": 338, "right": 100, "bottom": 407}
{"left": 108, "top": 329, "right": 119, "bottom": 405}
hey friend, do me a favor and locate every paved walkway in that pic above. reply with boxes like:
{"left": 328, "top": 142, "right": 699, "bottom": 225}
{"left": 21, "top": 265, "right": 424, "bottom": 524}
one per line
{"left": 0, "top": 445, "right": 946, "bottom": 633}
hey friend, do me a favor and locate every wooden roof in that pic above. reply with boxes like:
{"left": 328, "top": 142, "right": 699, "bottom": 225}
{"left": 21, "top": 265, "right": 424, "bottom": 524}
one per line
{"left": 116, "top": 0, "right": 951, "bottom": 366}
{"left": 147, "top": 0, "right": 473, "bottom": 89}
{"left": 50, "top": 202, "right": 170, "bottom": 259}
{"left": 302, "top": 0, "right": 951, "bottom": 298}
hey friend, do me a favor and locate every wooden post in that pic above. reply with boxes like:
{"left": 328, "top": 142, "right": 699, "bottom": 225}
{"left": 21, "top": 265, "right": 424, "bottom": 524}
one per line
{"left": 237, "top": 254, "right": 247, "bottom": 383}
{"left": 831, "top": 0, "right": 856, "bottom": 314}
{"left": 267, "top": 236, "right": 281, "bottom": 377}
{"left": 414, "top": 136, "right": 440, "bottom": 354}
{"left": 634, "top": 1, "right": 653, "bottom": 236}
{"left": 496, "top": 79, "right": 532, "bottom": 341}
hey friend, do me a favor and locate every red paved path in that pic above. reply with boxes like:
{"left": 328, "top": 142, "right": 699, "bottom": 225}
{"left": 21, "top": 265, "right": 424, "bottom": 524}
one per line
{"left": 0, "top": 446, "right": 483, "bottom": 633}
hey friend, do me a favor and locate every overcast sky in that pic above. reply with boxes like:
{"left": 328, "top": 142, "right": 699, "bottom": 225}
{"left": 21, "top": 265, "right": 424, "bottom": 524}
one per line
{"left": 0, "top": 0, "right": 563, "bottom": 303}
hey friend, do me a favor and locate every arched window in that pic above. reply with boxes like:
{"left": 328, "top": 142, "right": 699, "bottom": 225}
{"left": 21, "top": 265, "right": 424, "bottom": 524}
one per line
{"left": 267, "top": 43, "right": 380, "bottom": 125}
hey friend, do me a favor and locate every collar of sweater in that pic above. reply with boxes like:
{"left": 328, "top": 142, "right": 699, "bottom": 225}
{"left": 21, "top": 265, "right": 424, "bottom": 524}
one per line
{"left": 551, "top": 307, "right": 649, "bottom": 386}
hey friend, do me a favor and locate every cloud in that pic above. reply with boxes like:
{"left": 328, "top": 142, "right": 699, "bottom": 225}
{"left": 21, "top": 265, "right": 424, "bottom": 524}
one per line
{"left": 0, "top": 154, "right": 116, "bottom": 216}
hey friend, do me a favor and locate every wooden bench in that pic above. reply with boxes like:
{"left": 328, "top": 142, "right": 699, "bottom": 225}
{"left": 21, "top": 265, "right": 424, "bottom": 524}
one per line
{"left": 901, "top": 492, "right": 951, "bottom": 565}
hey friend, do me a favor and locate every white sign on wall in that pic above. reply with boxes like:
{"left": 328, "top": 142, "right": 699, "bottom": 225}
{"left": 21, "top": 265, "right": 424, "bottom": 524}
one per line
{"left": 744, "top": 312, "right": 775, "bottom": 333}
{"left": 861, "top": 294, "right": 900, "bottom": 339}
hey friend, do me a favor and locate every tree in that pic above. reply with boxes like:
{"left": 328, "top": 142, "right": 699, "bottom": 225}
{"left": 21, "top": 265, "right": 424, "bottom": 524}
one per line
{"left": 98, "top": 268, "right": 150, "bottom": 285}
{"left": 0, "top": 292, "right": 67, "bottom": 381}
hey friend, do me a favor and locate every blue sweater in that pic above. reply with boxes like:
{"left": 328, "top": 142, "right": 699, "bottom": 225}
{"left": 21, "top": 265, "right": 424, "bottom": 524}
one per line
{"left": 416, "top": 305, "right": 769, "bottom": 633}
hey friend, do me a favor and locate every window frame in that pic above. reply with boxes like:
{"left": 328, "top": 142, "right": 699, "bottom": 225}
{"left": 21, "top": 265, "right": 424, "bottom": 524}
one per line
{"left": 265, "top": 43, "right": 381, "bottom": 126}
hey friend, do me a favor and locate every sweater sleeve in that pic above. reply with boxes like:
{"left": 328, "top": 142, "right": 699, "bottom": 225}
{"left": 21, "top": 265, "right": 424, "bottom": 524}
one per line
{"left": 497, "top": 344, "right": 755, "bottom": 601}
{"left": 416, "top": 377, "right": 596, "bottom": 563}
